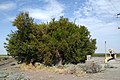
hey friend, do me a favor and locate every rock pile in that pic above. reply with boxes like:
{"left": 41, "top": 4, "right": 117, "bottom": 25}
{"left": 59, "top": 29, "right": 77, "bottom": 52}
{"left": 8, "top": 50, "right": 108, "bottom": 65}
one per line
{"left": 0, "top": 71, "right": 29, "bottom": 80}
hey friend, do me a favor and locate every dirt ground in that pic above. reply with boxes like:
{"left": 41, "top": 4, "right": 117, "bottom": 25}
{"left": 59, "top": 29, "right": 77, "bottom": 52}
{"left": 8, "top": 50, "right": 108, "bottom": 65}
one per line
{"left": 0, "top": 57, "right": 120, "bottom": 80}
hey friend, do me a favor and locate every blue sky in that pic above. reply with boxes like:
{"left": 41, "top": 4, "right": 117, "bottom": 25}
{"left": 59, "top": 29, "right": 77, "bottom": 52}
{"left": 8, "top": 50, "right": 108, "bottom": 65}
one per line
{"left": 0, "top": 0, "right": 120, "bottom": 54}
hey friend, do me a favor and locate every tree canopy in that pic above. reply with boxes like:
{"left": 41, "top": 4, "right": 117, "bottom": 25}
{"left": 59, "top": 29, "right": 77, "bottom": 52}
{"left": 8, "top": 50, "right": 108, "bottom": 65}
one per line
{"left": 4, "top": 12, "right": 97, "bottom": 66}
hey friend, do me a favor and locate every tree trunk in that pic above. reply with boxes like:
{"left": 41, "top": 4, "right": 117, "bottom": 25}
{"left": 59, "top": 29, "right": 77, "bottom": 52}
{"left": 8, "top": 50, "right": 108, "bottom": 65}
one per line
{"left": 56, "top": 49, "right": 62, "bottom": 65}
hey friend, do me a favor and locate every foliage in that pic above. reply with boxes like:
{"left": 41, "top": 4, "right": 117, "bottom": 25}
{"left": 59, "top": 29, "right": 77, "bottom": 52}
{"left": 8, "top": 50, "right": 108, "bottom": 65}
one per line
{"left": 4, "top": 12, "right": 97, "bottom": 66}
{"left": 93, "top": 54, "right": 105, "bottom": 57}
{"left": 0, "top": 55, "right": 8, "bottom": 58}
{"left": 117, "top": 54, "right": 120, "bottom": 57}
{"left": 93, "top": 53, "right": 120, "bottom": 57}
{"left": 0, "top": 55, "right": 8, "bottom": 61}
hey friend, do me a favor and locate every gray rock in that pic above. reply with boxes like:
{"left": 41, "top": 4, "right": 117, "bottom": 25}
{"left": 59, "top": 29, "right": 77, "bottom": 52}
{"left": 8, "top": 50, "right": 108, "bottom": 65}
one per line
{"left": 64, "top": 64, "right": 76, "bottom": 74}
{"left": 10, "top": 63, "right": 16, "bottom": 66}
{"left": 105, "top": 60, "right": 119, "bottom": 68}
{"left": 83, "top": 62, "right": 102, "bottom": 73}
{"left": 35, "top": 62, "right": 41, "bottom": 66}
{"left": 0, "top": 71, "right": 29, "bottom": 80}
{"left": 0, "top": 72, "right": 9, "bottom": 78}
{"left": 99, "top": 64, "right": 106, "bottom": 71}
{"left": 8, "top": 73, "right": 29, "bottom": 80}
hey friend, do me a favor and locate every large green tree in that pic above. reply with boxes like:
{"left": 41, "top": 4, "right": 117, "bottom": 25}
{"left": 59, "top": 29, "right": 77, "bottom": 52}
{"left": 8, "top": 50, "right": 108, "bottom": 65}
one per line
{"left": 4, "top": 12, "right": 97, "bottom": 66}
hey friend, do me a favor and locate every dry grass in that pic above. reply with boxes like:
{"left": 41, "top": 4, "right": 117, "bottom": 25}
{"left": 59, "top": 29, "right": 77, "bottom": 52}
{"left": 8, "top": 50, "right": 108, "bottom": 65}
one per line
{"left": 20, "top": 63, "right": 86, "bottom": 77}
{"left": 36, "top": 65, "right": 68, "bottom": 74}
{"left": 20, "top": 63, "right": 36, "bottom": 71}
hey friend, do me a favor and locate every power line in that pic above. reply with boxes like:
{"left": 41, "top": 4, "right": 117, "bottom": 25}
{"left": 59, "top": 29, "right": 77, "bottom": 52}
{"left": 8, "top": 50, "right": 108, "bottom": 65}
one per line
{"left": 108, "top": 0, "right": 120, "bottom": 13}
{"left": 108, "top": 0, "right": 120, "bottom": 19}
{"left": 106, "top": 0, "right": 118, "bottom": 14}
{"left": 105, "top": 0, "right": 120, "bottom": 29}
{"left": 107, "top": 0, "right": 120, "bottom": 29}
{"left": 104, "top": 0, "right": 119, "bottom": 20}
{"left": 116, "top": 14, "right": 120, "bottom": 29}
{"left": 117, "top": 13, "right": 120, "bottom": 18}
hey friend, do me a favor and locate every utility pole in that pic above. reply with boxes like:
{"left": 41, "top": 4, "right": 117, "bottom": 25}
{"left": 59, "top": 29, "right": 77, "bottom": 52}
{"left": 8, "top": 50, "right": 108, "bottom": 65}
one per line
{"left": 118, "top": 27, "right": 120, "bottom": 29}
{"left": 117, "top": 13, "right": 120, "bottom": 29}
{"left": 117, "top": 13, "right": 120, "bottom": 16}
{"left": 105, "top": 41, "right": 107, "bottom": 58}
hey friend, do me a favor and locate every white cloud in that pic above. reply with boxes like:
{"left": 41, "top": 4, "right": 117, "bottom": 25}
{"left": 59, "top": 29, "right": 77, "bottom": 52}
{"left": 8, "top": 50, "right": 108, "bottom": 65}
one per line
{"left": 7, "top": 16, "right": 16, "bottom": 22}
{"left": 74, "top": 0, "right": 120, "bottom": 33}
{"left": 0, "top": 2, "right": 16, "bottom": 10}
{"left": 73, "top": 0, "right": 120, "bottom": 53}
{"left": 22, "top": 0, "right": 64, "bottom": 22}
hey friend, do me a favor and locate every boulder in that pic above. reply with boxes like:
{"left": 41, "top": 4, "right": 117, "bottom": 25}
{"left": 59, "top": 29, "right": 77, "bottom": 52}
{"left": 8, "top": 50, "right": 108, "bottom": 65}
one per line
{"left": 105, "top": 59, "right": 119, "bottom": 68}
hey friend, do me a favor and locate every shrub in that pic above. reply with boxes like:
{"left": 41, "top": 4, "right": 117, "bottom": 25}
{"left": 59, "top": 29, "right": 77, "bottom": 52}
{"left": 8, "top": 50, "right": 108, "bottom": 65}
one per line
{"left": 4, "top": 12, "right": 97, "bottom": 66}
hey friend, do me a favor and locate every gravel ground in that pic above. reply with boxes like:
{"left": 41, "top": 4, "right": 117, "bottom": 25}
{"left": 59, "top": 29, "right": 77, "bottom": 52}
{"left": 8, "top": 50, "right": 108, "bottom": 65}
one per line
{"left": 0, "top": 57, "right": 120, "bottom": 80}
{"left": 0, "top": 58, "right": 29, "bottom": 80}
